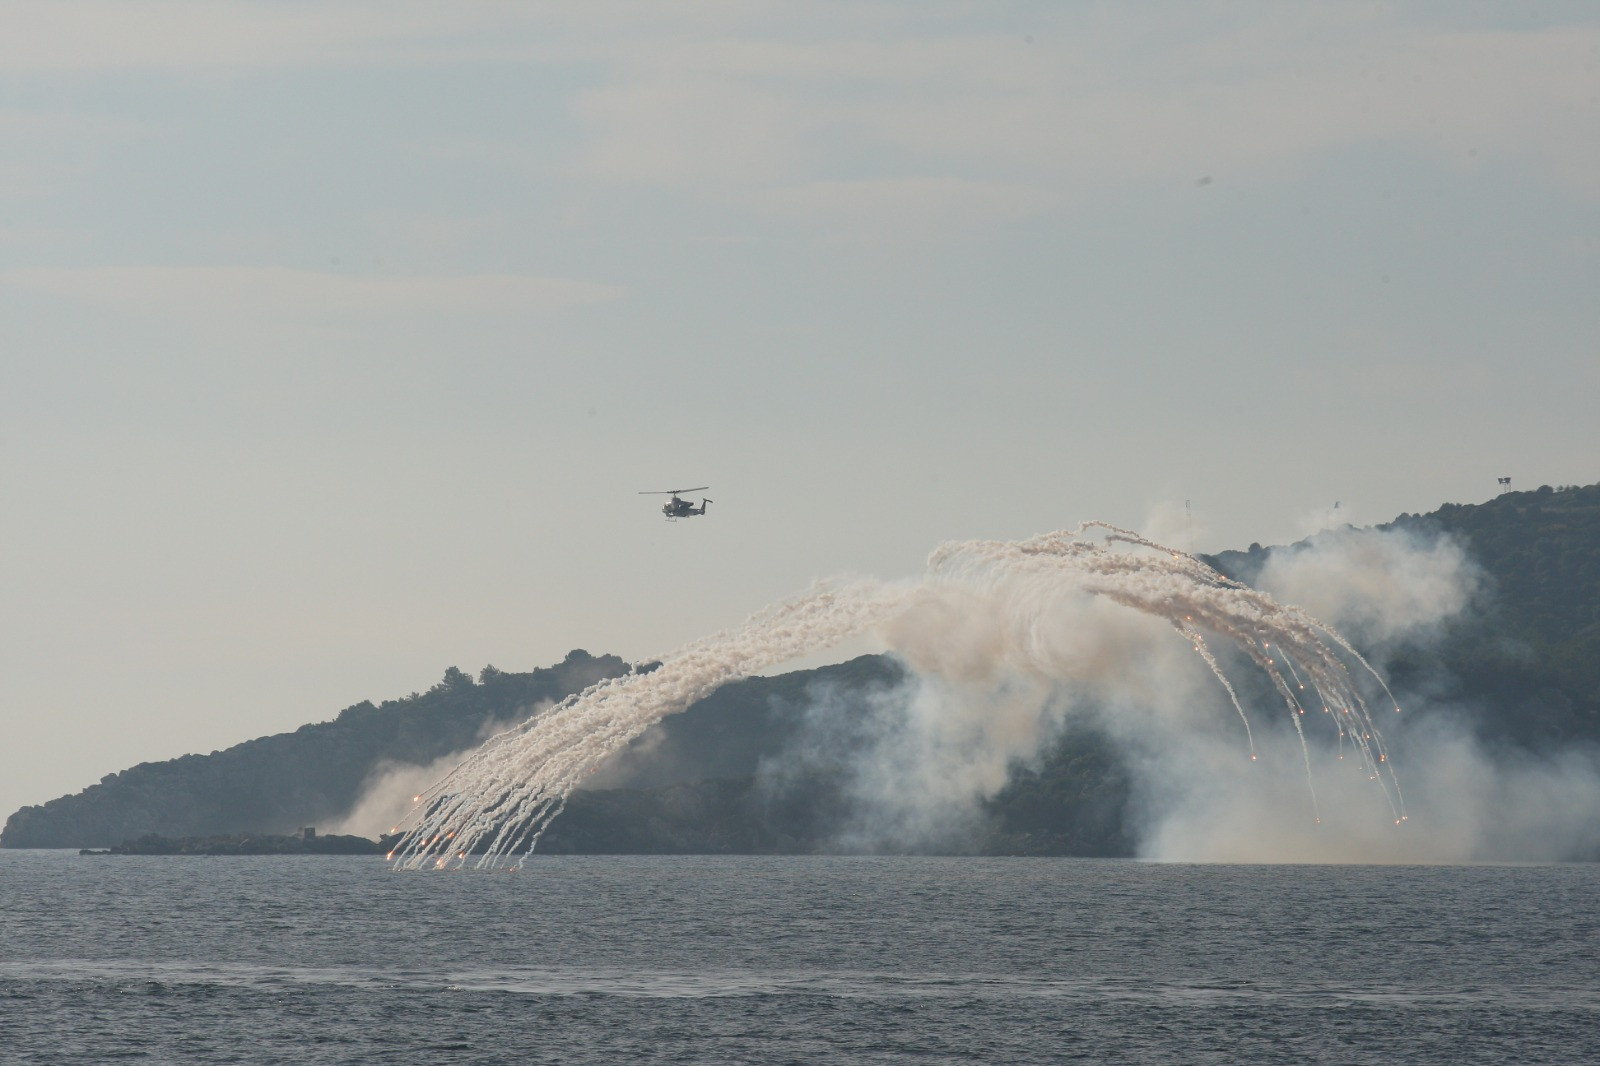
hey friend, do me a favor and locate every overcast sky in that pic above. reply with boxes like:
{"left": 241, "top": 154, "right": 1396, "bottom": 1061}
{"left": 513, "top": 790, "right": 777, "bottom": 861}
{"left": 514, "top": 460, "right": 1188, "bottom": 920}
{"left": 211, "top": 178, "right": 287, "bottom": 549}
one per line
{"left": 3, "top": 1, "right": 1597, "bottom": 819}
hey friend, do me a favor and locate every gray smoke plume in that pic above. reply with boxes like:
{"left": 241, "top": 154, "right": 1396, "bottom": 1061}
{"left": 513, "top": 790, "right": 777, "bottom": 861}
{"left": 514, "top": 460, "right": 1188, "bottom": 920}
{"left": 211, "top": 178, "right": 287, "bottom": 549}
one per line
{"left": 1253, "top": 524, "right": 1483, "bottom": 651}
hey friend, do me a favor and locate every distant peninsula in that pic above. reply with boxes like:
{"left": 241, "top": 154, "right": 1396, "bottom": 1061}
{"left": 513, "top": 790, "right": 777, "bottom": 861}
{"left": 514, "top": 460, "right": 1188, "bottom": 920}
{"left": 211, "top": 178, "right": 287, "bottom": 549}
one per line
{"left": 2, "top": 649, "right": 629, "bottom": 850}
{"left": 8, "top": 482, "right": 1600, "bottom": 857}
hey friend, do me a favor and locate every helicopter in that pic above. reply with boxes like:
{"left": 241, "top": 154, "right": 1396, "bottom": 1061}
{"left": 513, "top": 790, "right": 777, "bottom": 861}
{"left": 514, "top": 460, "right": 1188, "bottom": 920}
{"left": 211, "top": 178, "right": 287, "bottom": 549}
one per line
{"left": 639, "top": 486, "right": 712, "bottom": 520}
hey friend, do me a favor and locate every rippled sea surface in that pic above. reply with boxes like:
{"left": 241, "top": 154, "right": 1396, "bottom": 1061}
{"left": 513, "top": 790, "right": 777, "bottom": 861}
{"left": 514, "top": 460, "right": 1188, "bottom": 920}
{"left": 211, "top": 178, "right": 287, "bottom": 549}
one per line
{"left": 2, "top": 852, "right": 1596, "bottom": 1064}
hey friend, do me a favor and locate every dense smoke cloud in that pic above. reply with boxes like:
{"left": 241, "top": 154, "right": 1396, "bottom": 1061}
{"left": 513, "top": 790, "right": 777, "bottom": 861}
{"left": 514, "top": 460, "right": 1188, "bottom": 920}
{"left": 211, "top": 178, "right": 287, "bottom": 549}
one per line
{"left": 1254, "top": 526, "right": 1483, "bottom": 650}
{"left": 812, "top": 587, "right": 1191, "bottom": 852}
{"left": 1134, "top": 718, "right": 1600, "bottom": 863}
{"left": 777, "top": 525, "right": 1595, "bottom": 864}
{"left": 776, "top": 671, "right": 1069, "bottom": 853}
{"left": 384, "top": 521, "right": 1595, "bottom": 868}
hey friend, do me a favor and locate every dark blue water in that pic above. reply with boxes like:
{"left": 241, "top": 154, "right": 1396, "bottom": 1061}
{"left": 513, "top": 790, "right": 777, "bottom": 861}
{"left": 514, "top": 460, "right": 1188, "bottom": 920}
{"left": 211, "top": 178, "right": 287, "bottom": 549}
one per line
{"left": 2, "top": 852, "right": 1596, "bottom": 1064}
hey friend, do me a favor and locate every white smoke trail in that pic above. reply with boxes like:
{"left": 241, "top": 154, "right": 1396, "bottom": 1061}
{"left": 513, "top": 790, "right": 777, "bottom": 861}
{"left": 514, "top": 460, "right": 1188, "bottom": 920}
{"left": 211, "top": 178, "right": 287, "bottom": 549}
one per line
{"left": 390, "top": 524, "right": 1403, "bottom": 869}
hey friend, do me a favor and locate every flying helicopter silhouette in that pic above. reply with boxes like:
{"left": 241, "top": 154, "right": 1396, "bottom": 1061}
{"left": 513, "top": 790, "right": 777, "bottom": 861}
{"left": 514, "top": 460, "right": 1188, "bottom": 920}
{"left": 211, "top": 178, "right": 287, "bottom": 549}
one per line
{"left": 639, "top": 486, "right": 712, "bottom": 520}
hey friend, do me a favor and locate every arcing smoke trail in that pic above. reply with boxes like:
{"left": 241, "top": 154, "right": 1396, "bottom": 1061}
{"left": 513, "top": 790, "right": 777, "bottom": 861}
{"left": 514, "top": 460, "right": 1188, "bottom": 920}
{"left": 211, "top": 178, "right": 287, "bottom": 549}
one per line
{"left": 390, "top": 524, "right": 1404, "bottom": 869}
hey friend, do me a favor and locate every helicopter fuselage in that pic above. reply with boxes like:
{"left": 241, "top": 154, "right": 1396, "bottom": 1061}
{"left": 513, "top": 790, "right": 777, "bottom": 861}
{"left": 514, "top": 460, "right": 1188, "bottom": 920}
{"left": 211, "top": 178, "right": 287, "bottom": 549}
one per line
{"left": 641, "top": 486, "right": 712, "bottom": 520}
{"left": 662, "top": 495, "right": 709, "bottom": 519}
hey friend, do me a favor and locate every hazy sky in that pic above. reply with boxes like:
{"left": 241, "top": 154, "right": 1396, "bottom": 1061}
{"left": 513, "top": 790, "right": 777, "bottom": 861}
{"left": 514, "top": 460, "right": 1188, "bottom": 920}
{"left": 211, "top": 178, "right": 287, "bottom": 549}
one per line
{"left": 3, "top": 2, "right": 1597, "bottom": 820}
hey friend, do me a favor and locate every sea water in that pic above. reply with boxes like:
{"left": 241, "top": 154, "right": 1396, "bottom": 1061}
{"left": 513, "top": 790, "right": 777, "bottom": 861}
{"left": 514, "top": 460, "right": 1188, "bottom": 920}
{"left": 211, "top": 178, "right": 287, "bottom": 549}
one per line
{"left": 1, "top": 851, "right": 1595, "bottom": 1064}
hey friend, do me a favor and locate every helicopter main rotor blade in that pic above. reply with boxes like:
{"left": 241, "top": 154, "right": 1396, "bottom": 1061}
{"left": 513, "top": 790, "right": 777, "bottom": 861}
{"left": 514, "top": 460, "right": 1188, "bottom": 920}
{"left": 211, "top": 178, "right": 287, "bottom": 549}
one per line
{"left": 638, "top": 486, "right": 710, "bottom": 495}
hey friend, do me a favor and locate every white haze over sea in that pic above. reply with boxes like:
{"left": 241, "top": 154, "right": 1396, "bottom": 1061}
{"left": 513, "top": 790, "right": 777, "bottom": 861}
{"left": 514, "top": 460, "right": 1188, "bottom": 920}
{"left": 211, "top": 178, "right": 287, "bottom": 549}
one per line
{"left": 357, "top": 524, "right": 1600, "bottom": 866}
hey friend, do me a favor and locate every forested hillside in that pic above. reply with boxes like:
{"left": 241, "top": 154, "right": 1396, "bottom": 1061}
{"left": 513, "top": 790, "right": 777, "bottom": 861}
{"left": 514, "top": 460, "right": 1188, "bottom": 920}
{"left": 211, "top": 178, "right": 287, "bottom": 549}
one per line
{"left": 1208, "top": 482, "right": 1600, "bottom": 747}
{"left": 1, "top": 651, "right": 628, "bottom": 848}
{"left": 1389, "top": 483, "right": 1600, "bottom": 747}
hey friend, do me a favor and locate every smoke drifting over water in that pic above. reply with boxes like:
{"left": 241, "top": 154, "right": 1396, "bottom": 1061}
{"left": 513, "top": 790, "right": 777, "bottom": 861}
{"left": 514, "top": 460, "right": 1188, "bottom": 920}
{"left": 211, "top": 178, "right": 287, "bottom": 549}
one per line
{"left": 326, "top": 749, "right": 480, "bottom": 840}
{"left": 1135, "top": 721, "right": 1600, "bottom": 863}
{"left": 391, "top": 523, "right": 1415, "bottom": 870}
